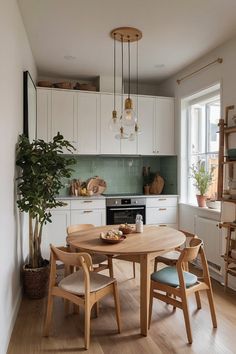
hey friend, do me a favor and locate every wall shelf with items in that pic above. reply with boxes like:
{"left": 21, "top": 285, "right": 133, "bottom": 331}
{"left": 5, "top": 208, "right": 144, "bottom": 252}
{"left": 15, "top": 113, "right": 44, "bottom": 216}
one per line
{"left": 217, "top": 105, "right": 236, "bottom": 203}
{"left": 219, "top": 222, "right": 236, "bottom": 289}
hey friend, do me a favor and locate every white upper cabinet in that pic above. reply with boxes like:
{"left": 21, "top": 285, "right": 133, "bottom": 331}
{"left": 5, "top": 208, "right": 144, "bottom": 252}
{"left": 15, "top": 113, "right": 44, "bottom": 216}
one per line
{"left": 155, "top": 97, "right": 175, "bottom": 155}
{"left": 77, "top": 92, "right": 100, "bottom": 154}
{"left": 36, "top": 88, "right": 175, "bottom": 156}
{"left": 137, "top": 96, "right": 155, "bottom": 155}
{"left": 100, "top": 93, "right": 121, "bottom": 154}
{"left": 51, "top": 90, "right": 77, "bottom": 149}
{"left": 37, "top": 88, "right": 51, "bottom": 141}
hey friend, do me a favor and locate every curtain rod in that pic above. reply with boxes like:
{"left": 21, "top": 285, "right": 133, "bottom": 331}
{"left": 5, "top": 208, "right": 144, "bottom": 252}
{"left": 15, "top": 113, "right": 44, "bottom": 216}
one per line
{"left": 176, "top": 57, "right": 223, "bottom": 85}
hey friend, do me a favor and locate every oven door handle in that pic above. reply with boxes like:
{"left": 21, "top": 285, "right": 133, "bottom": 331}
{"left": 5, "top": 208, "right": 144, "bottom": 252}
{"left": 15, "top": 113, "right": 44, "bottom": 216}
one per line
{"left": 108, "top": 207, "right": 145, "bottom": 211}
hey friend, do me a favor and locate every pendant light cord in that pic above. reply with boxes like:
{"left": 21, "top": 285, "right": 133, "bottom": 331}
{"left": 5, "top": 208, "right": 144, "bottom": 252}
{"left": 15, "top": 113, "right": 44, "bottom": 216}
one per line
{"left": 121, "top": 35, "right": 124, "bottom": 110}
{"left": 113, "top": 34, "right": 116, "bottom": 112}
{"left": 128, "top": 38, "right": 131, "bottom": 99}
{"left": 136, "top": 35, "right": 139, "bottom": 122}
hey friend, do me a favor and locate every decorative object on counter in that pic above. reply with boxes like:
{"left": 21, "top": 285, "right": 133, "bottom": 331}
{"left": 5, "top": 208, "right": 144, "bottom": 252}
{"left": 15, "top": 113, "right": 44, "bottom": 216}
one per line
{"left": 16, "top": 133, "right": 76, "bottom": 298}
{"left": 110, "top": 27, "right": 142, "bottom": 140}
{"left": 149, "top": 173, "right": 164, "bottom": 195}
{"left": 190, "top": 161, "right": 215, "bottom": 207}
{"left": 144, "top": 184, "right": 150, "bottom": 195}
{"left": 53, "top": 82, "right": 73, "bottom": 89}
{"left": 135, "top": 214, "right": 143, "bottom": 233}
{"left": 70, "top": 176, "right": 107, "bottom": 196}
{"left": 87, "top": 176, "right": 107, "bottom": 195}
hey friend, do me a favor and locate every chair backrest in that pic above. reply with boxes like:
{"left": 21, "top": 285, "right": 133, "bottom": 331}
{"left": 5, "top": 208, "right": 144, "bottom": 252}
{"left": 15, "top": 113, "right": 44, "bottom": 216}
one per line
{"left": 50, "top": 244, "right": 93, "bottom": 269}
{"left": 67, "top": 224, "right": 95, "bottom": 236}
{"left": 177, "top": 238, "right": 203, "bottom": 264}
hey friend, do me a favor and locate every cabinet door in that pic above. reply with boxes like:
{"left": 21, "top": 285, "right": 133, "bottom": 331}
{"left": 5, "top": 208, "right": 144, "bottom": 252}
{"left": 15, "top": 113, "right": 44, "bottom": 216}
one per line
{"left": 71, "top": 209, "right": 106, "bottom": 226}
{"left": 51, "top": 90, "right": 77, "bottom": 148}
{"left": 100, "top": 93, "right": 121, "bottom": 154}
{"left": 37, "top": 88, "right": 51, "bottom": 141}
{"left": 78, "top": 92, "right": 100, "bottom": 154}
{"left": 137, "top": 96, "right": 155, "bottom": 155}
{"left": 155, "top": 97, "right": 175, "bottom": 155}
{"left": 41, "top": 210, "right": 70, "bottom": 259}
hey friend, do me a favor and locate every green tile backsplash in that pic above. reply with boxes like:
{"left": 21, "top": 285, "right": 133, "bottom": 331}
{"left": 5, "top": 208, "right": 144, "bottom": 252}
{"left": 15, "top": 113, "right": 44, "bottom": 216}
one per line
{"left": 60, "top": 155, "right": 177, "bottom": 196}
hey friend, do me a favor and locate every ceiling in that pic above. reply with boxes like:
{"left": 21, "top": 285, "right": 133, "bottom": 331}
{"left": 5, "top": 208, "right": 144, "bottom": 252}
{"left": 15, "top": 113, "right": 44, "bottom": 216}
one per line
{"left": 18, "top": 0, "right": 236, "bottom": 84}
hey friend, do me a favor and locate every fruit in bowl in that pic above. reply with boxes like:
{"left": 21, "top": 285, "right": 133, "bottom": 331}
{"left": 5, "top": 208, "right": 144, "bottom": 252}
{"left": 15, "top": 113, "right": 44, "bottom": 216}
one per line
{"left": 100, "top": 229, "right": 124, "bottom": 243}
{"left": 119, "top": 223, "right": 134, "bottom": 234}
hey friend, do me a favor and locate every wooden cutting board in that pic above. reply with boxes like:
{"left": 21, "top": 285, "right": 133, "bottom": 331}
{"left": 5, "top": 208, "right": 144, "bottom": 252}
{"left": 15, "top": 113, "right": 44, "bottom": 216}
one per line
{"left": 149, "top": 174, "right": 164, "bottom": 194}
{"left": 87, "top": 177, "right": 107, "bottom": 195}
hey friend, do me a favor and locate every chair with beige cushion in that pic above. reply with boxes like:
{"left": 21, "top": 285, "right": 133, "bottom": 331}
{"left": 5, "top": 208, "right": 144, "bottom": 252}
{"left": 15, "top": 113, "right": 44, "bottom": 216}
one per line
{"left": 67, "top": 224, "right": 113, "bottom": 277}
{"left": 44, "top": 245, "right": 121, "bottom": 350}
{"left": 149, "top": 238, "right": 217, "bottom": 344}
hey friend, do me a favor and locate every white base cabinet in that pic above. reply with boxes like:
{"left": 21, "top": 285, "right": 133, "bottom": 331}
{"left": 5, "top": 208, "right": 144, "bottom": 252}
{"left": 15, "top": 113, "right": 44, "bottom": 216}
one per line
{"left": 146, "top": 196, "right": 178, "bottom": 228}
{"left": 41, "top": 198, "right": 106, "bottom": 259}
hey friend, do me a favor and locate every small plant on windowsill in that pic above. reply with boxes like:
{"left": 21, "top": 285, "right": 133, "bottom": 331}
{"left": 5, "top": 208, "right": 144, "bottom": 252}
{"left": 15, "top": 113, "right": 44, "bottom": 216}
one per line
{"left": 190, "top": 161, "right": 215, "bottom": 207}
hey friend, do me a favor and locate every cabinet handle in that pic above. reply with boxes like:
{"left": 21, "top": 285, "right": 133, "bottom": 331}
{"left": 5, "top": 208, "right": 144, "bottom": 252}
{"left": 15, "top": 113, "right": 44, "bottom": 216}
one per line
{"left": 156, "top": 150, "right": 159, "bottom": 154}
{"left": 83, "top": 210, "right": 93, "bottom": 213}
{"left": 158, "top": 208, "right": 167, "bottom": 211}
{"left": 158, "top": 198, "right": 167, "bottom": 201}
{"left": 159, "top": 224, "right": 167, "bottom": 227}
{"left": 153, "top": 150, "right": 156, "bottom": 153}
{"left": 83, "top": 200, "right": 93, "bottom": 203}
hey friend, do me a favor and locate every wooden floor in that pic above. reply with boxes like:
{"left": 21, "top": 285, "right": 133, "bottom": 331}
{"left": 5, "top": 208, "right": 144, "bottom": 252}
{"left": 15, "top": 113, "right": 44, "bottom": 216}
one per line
{"left": 8, "top": 260, "right": 236, "bottom": 354}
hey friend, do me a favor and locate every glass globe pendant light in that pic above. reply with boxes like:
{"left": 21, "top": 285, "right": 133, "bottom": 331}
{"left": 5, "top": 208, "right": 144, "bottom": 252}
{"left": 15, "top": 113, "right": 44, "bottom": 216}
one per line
{"left": 110, "top": 27, "right": 142, "bottom": 138}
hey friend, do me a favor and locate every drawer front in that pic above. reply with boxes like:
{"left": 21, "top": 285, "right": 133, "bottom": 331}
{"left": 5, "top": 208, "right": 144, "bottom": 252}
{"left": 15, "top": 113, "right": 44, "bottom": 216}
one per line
{"left": 146, "top": 206, "right": 177, "bottom": 224}
{"left": 71, "top": 199, "right": 105, "bottom": 210}
{"left": 71, "top": 209, "right": 105, "bottom": 226}
{"left": 146, "top": 197, "right": 177, "bottom": 208}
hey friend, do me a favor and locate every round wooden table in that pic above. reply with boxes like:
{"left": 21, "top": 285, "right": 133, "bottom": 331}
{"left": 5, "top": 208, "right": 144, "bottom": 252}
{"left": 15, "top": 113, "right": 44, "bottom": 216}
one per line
{"left": 67, "top": 225, "right": 186, "bottom": 336}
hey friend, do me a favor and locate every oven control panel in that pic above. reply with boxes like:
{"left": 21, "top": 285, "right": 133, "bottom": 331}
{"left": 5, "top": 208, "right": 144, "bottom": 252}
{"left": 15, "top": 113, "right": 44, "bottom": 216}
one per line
{"left": 106, "top": 198, "right": 146, "bottom": 207}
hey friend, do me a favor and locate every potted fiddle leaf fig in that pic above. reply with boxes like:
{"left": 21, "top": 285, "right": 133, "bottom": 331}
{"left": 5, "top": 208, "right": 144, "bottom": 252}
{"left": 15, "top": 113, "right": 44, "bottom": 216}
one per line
{"left": 16, "top": 133, "right": 76, "bottom": 298}
{"left": 190, "top": 161, "right": 215, "bottom": 207}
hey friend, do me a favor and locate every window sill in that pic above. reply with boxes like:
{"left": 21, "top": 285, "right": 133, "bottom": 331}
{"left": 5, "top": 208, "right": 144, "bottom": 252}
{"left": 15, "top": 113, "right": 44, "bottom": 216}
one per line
{"left": 179, "top": 202, "right": 221, "bottom": 215}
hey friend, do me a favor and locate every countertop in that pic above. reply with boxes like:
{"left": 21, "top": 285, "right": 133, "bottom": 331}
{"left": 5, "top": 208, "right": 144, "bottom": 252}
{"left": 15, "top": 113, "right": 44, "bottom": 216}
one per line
{"left": 56, "top": 194, "right": 178, "bottom": 200}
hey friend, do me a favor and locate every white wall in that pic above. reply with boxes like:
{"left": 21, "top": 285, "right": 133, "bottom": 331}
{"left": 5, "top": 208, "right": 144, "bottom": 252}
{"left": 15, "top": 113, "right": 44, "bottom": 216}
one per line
{"left": 0, "top": 1, "right": 37, "bottom": 353}
{"left": 159, "top": 35, "right": 236, "bottom": 289}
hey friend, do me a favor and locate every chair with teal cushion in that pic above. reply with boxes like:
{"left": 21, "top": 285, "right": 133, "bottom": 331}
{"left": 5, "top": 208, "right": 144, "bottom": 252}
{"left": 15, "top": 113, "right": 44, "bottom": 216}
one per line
{"left": 151, "top": 266, "right": 198, "bottom": 288}
{"left": 149, "top": 237, "right": 217, "bottom": 344}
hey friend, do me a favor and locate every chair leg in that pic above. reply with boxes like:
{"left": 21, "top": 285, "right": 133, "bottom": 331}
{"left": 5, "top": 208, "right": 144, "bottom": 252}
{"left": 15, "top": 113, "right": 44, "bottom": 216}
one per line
{"left": 73, "top": 303, "right": 80, "bottom": 315}
{"left": 113, "top": 282, "right": 121, "bottom": 333}
{"left": 206, "top": 289, "right": 217, "bottom": 328}
{"left": 108, "top": 256, "right": 114, "bottom": 278}
{"left": 181, "top": 294, "right": 192, "bottom": 344}
{"left": 44, "top": 294, "right": 54, "bottom": 336}
{"left": 64, "top": 299, "right": 70, "bottom": 316}
{"left": 195, "top": 291, "right": 201, "bottom": 309}
{"left": 149, "top": 283, "right": 154, "bottom": 329}
{"left": 132, "top": 262, "right": 136, "bottom": 278}
{"left": 84, "top": 302, "right": 91, "bottom": 350}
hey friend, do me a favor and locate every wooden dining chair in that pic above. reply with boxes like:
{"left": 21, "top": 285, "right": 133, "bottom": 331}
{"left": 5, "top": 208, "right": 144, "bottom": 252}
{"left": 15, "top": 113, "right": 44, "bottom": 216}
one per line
{"left": 154, "top": 232, "right": 198, "bottom": 272}
{"left": 149, "top": 238, "right": 217, "bottom": 344}
{"left": 67, "top": 224, "right": 113, "bottom": 277}
{"left": 44, "top": 245, "right": 121, "bottom": 350}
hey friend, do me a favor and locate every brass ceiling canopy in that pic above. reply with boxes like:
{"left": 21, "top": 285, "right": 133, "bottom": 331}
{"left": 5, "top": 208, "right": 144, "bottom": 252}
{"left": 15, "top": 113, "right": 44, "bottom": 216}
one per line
{"left": 111, "top": 27, "right": 142, "bottom": 42}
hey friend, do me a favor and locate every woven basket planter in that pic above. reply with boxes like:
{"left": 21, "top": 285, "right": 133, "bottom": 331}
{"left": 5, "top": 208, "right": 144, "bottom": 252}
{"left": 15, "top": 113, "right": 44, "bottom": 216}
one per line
{"left": 22, "top": 263, "right": 50, "bottom": 299}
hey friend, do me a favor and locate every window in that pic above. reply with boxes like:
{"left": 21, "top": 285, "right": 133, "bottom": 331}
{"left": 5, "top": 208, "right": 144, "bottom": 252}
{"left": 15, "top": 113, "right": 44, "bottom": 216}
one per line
{"left": 186, "top": 88, "right": 220, "bottom": 204}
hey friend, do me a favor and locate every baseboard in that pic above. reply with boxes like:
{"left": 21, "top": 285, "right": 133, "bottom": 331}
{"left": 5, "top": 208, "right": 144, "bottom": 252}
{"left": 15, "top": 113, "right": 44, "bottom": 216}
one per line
{"left": 2, "top": 287, "right": 22, "bottom": 354}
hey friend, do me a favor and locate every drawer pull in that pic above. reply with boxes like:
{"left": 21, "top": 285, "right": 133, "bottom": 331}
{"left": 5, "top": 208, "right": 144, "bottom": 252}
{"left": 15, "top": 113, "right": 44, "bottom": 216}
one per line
{"left": 158, "top": 198, "right": 167, "bottom": 201}
{"left": 159, "top": 208, "right": 167, "bottom": 211}
{"left": 159, "top": 224, "right": 167, "bottom": 227}
{"left": 83, "top": 210, "right": 93, "bottom": 213}
{"left": 83, "top": 200, "right": 93, "bottom": 203}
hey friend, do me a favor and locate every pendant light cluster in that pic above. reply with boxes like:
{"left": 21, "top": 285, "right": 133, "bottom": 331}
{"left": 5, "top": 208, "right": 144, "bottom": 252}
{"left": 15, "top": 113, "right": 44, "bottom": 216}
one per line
{"left": 109, "top": 27, "right": 142, "bottom": 140}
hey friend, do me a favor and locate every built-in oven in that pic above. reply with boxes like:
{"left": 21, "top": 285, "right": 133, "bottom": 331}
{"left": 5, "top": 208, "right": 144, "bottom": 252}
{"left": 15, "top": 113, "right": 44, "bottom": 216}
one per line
{"left": 106, "top": 197, "right": 146, "bottom": 225}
